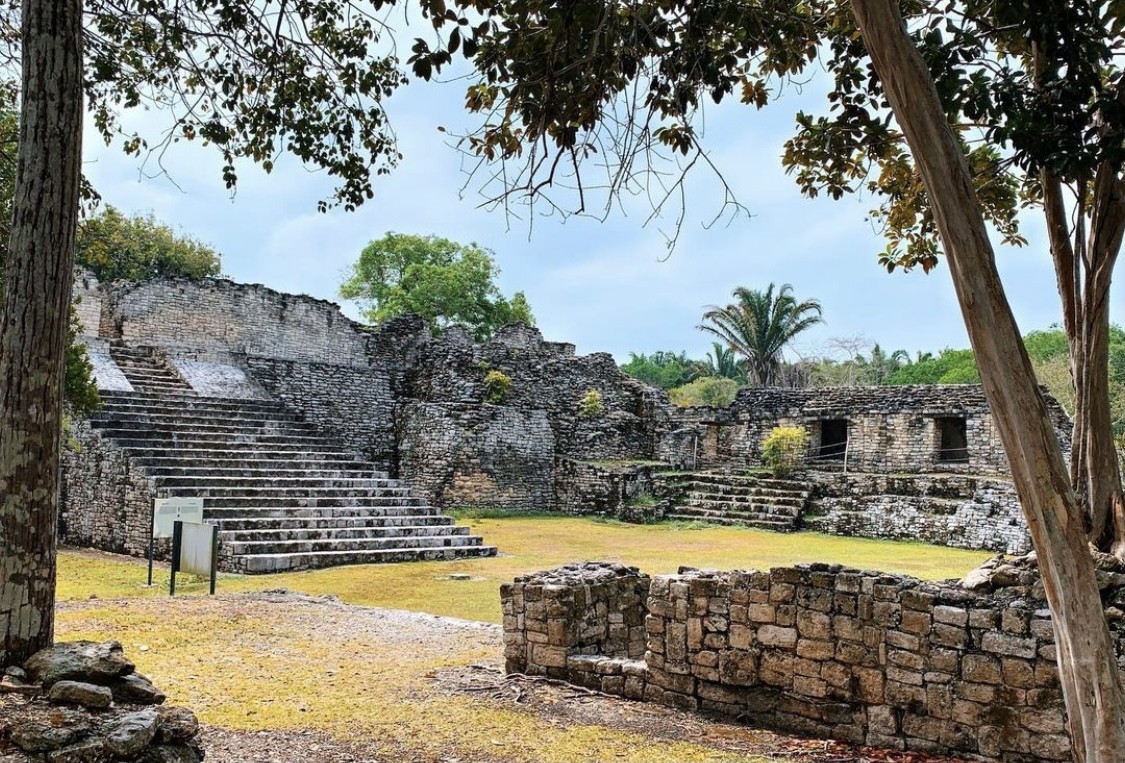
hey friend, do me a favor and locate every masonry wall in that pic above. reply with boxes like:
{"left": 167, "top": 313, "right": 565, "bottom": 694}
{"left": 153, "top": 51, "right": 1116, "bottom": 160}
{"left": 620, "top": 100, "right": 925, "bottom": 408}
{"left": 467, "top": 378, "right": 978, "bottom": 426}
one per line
{"left": 60, "top": 422, "right": 156, "bottom": 557}
{"left": 503, "top": 562, "right": 1080, "bottom": 763}
{"left": 398, "top": 402, "right": 555, "bottom": 509}
{"left": 805, "top": 473, "right": 1029, "bottom": 554}
{"left": 719, "top": 386, "right": 1071, "bottom": 475}
{"left": 102, "top": 278, "right": 373, "bottom": 366}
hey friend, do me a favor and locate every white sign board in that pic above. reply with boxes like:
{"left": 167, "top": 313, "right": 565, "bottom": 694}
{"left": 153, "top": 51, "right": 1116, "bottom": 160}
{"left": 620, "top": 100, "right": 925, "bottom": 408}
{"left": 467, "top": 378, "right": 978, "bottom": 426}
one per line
{"left": 178, "top": 522, "right": 217, "bottom": 578}
{"left": 153, "top": 497, "right": 204, "bottom": 539}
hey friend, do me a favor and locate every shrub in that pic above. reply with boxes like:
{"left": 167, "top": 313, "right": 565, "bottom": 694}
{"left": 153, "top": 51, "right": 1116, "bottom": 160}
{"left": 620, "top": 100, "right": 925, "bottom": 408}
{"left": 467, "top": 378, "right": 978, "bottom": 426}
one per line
{"left": 761, "top": 425, "right": 808, "bottom": 478}
{"left": 578, "top": 388, "right": 604, "bottom": 418}
{"left": 483, "top": 369, "right": 512, "bottom": 403}
{"left": 668, "top": 376, "right": 738, "bottom": 408}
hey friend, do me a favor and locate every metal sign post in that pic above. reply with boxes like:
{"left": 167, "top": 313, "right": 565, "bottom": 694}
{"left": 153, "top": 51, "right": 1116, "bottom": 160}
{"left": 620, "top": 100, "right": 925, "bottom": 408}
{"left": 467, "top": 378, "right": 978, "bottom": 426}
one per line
{"left": 149, "top": 497, "right": 204, "bottom": 586}
{"left": 169, "top": 520, "right": 219, "bottom": 597}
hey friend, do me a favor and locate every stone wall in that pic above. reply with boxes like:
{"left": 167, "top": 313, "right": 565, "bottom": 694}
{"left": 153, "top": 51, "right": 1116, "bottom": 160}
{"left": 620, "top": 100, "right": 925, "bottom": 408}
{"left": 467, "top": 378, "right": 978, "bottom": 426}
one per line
{"left": 398, "top": 402, "right": 555, "bottom": 509}
{"left": 503, "top": 561, "right": 1083, "bottom": 762}
{"left": 553, "top": 460, "right": 664, "bottom": 520}
{"left": 246, "top": 357, "right": 397, "bottom": 467}
{"left": 805, "top": 473, "right": 1029, "bottom": 554}
{"left": 60, "top": 422, "right": 155, "bottom": 557}
{"left": 719, "top": 386, "right": 1071, "bottom": 476}
{"left": 101, "top": 278, "right": 373, "bottom": 366}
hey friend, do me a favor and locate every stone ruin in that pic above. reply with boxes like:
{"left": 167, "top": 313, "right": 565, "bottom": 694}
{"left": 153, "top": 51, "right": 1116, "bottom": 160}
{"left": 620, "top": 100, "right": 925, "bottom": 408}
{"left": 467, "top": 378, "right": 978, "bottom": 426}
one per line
{"left": 501, "top": 559, "right": 1118, "bottom": 763}
{"left": 63, "top": 272, "right": 1072, "bottom": 570}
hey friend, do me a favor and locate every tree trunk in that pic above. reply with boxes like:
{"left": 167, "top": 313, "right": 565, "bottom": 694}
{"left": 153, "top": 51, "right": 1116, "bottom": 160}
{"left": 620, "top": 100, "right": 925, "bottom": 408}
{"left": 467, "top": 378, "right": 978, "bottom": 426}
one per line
{"left": 849, "top": 1, "right": 1125, "bottom": 760}
{"left": 0, "top": 0, "right": 84, "bottom": 667}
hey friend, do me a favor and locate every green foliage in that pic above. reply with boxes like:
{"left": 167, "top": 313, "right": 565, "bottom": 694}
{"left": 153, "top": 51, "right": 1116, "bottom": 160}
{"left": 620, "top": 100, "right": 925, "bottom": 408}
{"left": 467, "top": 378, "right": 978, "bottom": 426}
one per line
{"left": 577, "top": 388, "right": 604, "bottom": 419}
{"left": 760, "top": 426, "right": 809, "bottom": 478}
{"left": 64, "top": 304, "right": 102, "bottom": 418}
{"left": 339, "top": 232, "right": 534, "bottom": 341}
{"left": 619, "top": 350, "right": 698, "bottom": 390}
{"left": 699, "top": 283, "right": 823, "bottom": 387}
{"left": 483, "top": 369, "right": 512, "bottom": 404}
{"left": 669, "top": 377, "right": 738, "bottom": 408}
{"left": 76, "top": 206, "right": 221, "bottom": 283}
{"left": 697, "top": 342, "right": 747, "bottom": 384}
{"left": 886, "top": 349, "right": 980, "bottom": 385}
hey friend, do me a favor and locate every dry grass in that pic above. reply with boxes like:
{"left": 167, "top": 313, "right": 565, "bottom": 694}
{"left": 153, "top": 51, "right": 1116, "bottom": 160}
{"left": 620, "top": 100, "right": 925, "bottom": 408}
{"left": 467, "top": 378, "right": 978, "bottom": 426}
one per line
{"left": 60, "top": 516, "right": 991, "bottom": 623}
{"left": 54, "top": 518, "right": 991, "bottom": 762}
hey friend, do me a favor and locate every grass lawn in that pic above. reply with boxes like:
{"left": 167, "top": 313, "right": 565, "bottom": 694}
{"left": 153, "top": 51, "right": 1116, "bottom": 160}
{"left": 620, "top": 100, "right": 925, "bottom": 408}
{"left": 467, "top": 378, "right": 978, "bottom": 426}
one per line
{"left": 52, "top": 517, "right": 992, "bottom": 763}
{"left": 59, "top": 515, "right": 992, "bottom": 623}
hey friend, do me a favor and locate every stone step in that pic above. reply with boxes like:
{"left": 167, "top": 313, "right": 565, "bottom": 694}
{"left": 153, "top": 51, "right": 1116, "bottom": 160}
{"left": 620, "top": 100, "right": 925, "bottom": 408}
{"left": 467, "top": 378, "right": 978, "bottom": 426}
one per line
{"left": 198, "top": 495, "right": 426, "bottom": 510}
{"left": 167, "top": 484, "right": 414, "bottom": 499}
{"left": 685, "top": 489, "right": 806, "bottom": 507}
{"left": 665, "top": 512, "right": 798, "bottom": 532}
{"left": 672, "top": 472, "right": 810, "bottom": 491}
{"left": 92, "top": 408, "right": 303, "bottom": 425}
{"left": 235, "top": 544, "right": 498, "bottom": 574}
{"left": 212, "top": 515, "right": 456, "bottom": 531}
{"left": 143, "top": 465, "right": 387, "bottom": 479}
{"left": 204, "top": 505, "right": 441, "bottom": 520}
{"left": 91, "top": 418, "right": 322, "bottom": 436}
{"left": 130, "top": 455, "right": 370, "bottom": 472}
{"left": 153, "top": 475, "right": 401, "bottom": 490}
{"left": 98, "top": 431, "right": 341, "bottom": 448}
{"left": 101, "top": 392, "right": 290, "bottom": 413}
{"left": 680, "top": 500, "right": 801, "bottom": 518}
{"left": 224, "top": 533, "right": 486, "bottom": 555}
{"left": 681, "top": 481, "right": 808, "bottom": 498}
{"left": 220, "top": 524, "right": 471, "bottom": 543}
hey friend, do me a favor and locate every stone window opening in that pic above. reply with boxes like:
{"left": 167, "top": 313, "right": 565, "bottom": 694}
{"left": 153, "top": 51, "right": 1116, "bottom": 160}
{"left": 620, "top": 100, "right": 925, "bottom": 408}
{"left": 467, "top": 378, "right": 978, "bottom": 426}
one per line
{"left": 816, "top": 418, "right": 849, "bottom": 461}
{"left": 936, "top": 416, "right": 969, "bottom": 463}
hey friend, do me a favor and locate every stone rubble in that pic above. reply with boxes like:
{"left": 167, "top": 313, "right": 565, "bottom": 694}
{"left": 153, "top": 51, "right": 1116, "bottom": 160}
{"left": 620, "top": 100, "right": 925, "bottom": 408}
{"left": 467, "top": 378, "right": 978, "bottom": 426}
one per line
{"left": 0, "top": 641, "right": 202, "bottom": 763}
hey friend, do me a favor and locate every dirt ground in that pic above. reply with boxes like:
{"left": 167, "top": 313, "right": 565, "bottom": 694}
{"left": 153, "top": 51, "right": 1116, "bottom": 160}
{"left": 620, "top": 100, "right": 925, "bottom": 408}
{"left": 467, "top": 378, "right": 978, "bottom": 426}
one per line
{"left": 9, "top": 592, "right": 975, "bottom": 763}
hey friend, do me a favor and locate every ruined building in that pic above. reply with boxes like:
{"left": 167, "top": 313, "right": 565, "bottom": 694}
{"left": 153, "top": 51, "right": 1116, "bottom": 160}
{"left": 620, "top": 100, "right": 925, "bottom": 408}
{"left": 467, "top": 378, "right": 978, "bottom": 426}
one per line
{"left": 63, "top": 274, "right": 1070, "bottom": 571}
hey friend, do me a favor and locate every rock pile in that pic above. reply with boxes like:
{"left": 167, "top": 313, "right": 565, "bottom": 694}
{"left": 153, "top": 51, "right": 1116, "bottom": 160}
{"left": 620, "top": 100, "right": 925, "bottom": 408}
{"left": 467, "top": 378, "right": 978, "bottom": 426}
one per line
{"left": 0, "top": 641, "right": 203, "bottom": 762}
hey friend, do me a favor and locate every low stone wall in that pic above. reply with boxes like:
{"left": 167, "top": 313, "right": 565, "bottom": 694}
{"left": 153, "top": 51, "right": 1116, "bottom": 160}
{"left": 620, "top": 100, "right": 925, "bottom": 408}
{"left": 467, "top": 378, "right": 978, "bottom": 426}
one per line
{"left": 502, "top": 561, "right": 1080, "bottom": 762}
{"left": 60, "top": 423, "right": 155, "bottom": 557}
{"left": 805, "top": 472, "right": 1029, "bottom": 554}
{"left": 553, "top": 460, "right": 665, "bottom": 520}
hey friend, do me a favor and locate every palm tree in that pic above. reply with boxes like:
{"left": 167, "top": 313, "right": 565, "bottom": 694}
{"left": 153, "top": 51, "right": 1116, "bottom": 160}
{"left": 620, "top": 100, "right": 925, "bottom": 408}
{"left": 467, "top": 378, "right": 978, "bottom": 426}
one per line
{"left": 695, "top": 342, "right": 748, "bottom": 384}
{"left": 855, "top": 343, "right": 910, "bottom": 385}
{"left": 698, "top": 283, "right": 824, "bottom": 386}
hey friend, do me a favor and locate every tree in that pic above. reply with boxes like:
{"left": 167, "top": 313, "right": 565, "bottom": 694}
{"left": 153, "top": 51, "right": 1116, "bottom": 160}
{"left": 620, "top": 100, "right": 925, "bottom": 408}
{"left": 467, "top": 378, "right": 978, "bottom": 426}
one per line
{"left": 697, "top": 283, "right": 823, "bottom": 387}
{"left": 696, "top": 342, "right": 747, "bottom": 385}
{"left": 619, "top": 350, "right": 698, "bottom": 390}
{"left": 339, "top": 232, "right": 534, "bottom": 341}
{"left": 668, "top": 376, "right": 738, "bottom": 408}
{"left": 75, "top": 206, "right": 222, "bottom": 283}
{"left": 886, "top": 348, "right": 980, "bottom": 386}
{"left": 782, "top": 1, "right": 1125, "bottom": 560}
{"left": 854, "top": 344, "right": 909, "bottom": 386}
{"left": 405, "top": 0, "right": 1125, "bottom": 754}
{"left": 0, "top": 0, "right": 412, "bottom": 666}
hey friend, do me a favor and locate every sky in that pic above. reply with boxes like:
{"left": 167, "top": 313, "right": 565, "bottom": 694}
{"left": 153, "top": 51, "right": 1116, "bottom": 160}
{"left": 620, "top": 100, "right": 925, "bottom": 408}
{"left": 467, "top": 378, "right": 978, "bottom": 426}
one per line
{"left": 80, "top": 57, "right": 1122, "bottom": 365}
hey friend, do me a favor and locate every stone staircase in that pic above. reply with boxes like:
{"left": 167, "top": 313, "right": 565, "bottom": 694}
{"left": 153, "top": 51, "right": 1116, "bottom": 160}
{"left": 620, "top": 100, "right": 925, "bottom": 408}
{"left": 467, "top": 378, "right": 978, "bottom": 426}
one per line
{"left": 88, "top": 389, "right": 496, "bottom": 573}
{"left": 109, "top": 341, "right": 195, "bottom": 395}
{"left": 665, "top": 471, "right": 811, "bottom": 532}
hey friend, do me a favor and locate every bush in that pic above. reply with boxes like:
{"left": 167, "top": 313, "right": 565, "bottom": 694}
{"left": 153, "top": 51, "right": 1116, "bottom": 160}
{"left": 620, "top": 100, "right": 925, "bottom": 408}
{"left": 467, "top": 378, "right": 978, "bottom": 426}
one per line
{"left": 761, "top": 425, "right": 808, "bottom": 478}
{"left": 668, "top": 376, "right": 738, "bottom": 408}
{"left": 483, "top": 369, "right": 511, "bottom": 403}
{"left": 578, "top": 388, "right": 604, "bottom": 418}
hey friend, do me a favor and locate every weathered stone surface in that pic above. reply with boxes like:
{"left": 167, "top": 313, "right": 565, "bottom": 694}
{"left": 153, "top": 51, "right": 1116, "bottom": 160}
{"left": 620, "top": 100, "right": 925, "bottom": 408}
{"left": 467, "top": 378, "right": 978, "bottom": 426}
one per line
{"left": 104, "top": 710, "right": 161, "bottom": 759}
{"left": 25, "top": 641, "right": 134, "bottom": 688}
{"left": 10, "top": 709, "right": 91, "bottom": 753}
{"left": 48, "top": 681, "right": 113, "bottom": 710}
{"left": 45, "top": 738, "right": 106, "bottom": 763}
{"left": 156, "top": 707, "right": 200, "bottom": 744}
{"left": 111, "top": 674, "right": 166, "bottom": 706}
{"left": 135, "top": 745, "right": 201, "bottom": 763}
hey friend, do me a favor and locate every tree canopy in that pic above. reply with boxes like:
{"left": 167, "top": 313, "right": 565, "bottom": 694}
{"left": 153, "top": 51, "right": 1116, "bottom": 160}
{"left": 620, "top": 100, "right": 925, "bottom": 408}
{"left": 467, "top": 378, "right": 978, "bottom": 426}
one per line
{"left": 698, "top": 283, "right": 823, "bottom": 387}
{"left": 339, "top": 232, "right": 534, "bottom": 341}
{"left": 75, "top": 206, "right": 222, "bottom": 283}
